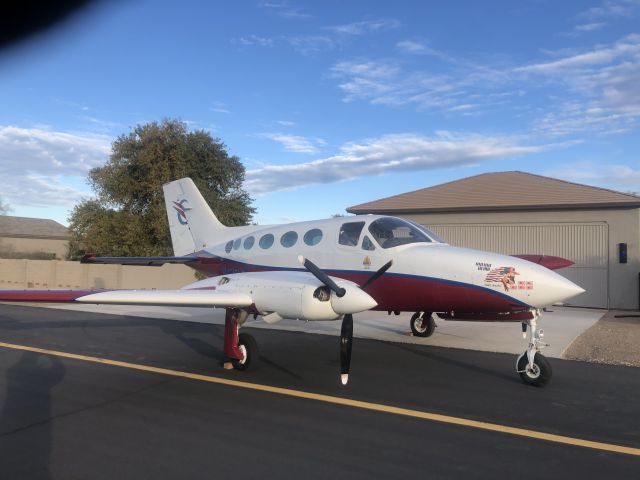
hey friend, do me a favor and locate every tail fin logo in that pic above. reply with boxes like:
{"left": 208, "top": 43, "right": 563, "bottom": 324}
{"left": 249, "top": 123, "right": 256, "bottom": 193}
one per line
{"left": 172, "top": 199, "right": 191, "bottom": 225}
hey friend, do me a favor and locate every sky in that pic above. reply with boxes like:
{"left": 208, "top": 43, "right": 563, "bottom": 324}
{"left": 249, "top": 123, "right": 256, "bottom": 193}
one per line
{"left": 0, "top": 0, "right": 639, "bottom": 226}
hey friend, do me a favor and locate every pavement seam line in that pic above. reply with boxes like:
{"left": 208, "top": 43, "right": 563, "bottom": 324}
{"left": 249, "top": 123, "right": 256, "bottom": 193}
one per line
{"left": 1, "top": 340, "right": 639, "bottom": 457}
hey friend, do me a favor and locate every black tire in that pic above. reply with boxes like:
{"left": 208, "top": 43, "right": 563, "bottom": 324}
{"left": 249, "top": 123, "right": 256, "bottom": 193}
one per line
{"left": 517, "top": 352, "right": 552, "bottom": 387}
{"left": 231, "top": 333, "right": 259, "bottom": 371}
{"left": 410, "top": 312, "right": 435, "bottom": 338}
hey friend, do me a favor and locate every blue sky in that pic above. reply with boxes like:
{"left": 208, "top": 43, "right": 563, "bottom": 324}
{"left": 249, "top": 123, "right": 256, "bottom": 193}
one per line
{"left": 0, "top": 0, "right": 639, "bottom": 225}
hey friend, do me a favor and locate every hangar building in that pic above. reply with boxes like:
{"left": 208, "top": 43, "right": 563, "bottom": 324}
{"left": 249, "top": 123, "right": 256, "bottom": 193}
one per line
{"left": 347, "top": 171, "right": 640, "bottom": 310}
{"left": 0, "top": 215, "right": 70, "bottom": 260}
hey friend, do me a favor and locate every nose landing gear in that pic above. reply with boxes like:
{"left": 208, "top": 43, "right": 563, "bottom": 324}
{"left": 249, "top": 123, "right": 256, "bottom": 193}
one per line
{"left": 410, "top": 311, "right": 436, "bottom": 338}
{"left": 516, "top": 311, "right": 551, "bottom": 386}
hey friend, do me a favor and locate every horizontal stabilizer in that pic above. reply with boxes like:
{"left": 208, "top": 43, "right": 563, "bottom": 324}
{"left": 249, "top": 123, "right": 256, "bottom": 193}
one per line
{"left": 81, "top": 254, "right": 199, "bottom": 267}
{"left": 511, "top": 254, "right": 574, "bottom": 270}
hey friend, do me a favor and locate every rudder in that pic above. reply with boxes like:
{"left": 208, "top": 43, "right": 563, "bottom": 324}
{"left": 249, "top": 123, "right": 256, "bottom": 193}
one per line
{"left": 162, "top": 178, "right": 227, "bottom": 256}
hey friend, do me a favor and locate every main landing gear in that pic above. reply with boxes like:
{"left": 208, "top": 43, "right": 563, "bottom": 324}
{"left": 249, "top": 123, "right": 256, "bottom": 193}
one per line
{"left": 223, "top": 308, "right": 259, "bottom": 371}
{"left": 516, "top": 310, "right": 552, "bottom": 386}
{"left": 410, "top": 311, "right": 436, "bottom": 337}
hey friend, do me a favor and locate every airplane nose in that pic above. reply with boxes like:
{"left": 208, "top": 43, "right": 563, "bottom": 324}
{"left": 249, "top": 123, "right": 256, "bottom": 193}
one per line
{"left": 331, "top": 284, "right": 378, "bottom": 314}
{"left": 545, "top": 273, "right": 585, "bottom": 305}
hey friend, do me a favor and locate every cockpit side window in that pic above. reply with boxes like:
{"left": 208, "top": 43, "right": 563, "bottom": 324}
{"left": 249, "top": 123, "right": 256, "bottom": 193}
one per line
{"left": 338, "top": 221, "right": 365, "bottom": 247}
{"left": 362, "top": 235, "right": 375, "bottom": 251}
{"left": 368, "top": 217, "right": 432, "bottom": 249}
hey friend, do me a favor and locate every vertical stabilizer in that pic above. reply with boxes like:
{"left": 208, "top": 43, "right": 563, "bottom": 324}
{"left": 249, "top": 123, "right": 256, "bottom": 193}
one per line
{"left": 162, "top": 178, "right": 226, "bottom": 256}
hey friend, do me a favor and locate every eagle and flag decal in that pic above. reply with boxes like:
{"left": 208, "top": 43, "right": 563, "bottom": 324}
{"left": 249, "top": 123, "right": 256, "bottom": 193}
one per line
{"left": 484, "top": 266, "right": 533, "bottom": 292}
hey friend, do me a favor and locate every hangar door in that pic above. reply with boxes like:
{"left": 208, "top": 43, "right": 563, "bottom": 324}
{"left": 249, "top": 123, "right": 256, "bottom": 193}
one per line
{"left": 424, "top": 222, "right": 608, "bottom": 308}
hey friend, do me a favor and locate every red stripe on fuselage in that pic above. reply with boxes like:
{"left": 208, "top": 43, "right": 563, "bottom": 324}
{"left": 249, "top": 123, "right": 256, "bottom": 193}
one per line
{"left": 187, "top": 256, "right": 529, "bottom": 316}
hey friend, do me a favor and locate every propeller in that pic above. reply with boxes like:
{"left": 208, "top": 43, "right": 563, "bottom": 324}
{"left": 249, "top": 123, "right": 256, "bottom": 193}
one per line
{"left": 298, "top": 255, "right": 345, "bottom": 297}
{"left": 299, "top": 255, "right": 393, "bottom": 386}
{"left": 340, "top": 313, "right": 353, "bottom": 385}
{"left": 360, "top": 260, "right": 393, "bottom": 290}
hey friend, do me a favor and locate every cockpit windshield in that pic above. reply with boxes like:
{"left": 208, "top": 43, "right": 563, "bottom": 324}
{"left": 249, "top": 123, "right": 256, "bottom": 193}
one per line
{"left": 368, "top": 217, "right": 442, "bottom": 249}
{"left": 406, "top": 220, "right": 446, "bottom": 243}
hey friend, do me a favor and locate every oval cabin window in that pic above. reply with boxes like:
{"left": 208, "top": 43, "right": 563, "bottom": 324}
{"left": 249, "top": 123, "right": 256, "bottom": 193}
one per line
{"left": 280, "top": 231, "right": 298, "bottom": 248}
{"left": 259, "top": 233, "right": 274, "bottom": 249}
{"left": 303, "top": 228, "right": 323, "bottom": 246}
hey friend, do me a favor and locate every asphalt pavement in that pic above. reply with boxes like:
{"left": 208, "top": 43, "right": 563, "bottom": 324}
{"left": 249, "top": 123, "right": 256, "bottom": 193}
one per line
{"left": 40, "top": 303, "right": 605, "bottom": 358}
{"left": 0, "top": 304, "right": 638, "bottom": 479}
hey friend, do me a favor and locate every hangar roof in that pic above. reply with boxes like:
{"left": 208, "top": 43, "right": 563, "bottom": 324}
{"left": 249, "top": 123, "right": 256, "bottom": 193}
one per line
{"left": 0, "top": 215, "right": 69, "bottom": 240}
{"left": 347, "top": 171, "right": 640, "bottom": 214}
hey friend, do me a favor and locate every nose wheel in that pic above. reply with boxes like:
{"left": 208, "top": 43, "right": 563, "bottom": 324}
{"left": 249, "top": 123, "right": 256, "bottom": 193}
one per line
{"left": 516, "top": 351, "right": 551, "bottom": 386}
{"left": 410, "top": 311, "right": 436, "bottom": 337}
{"left": 517, "top": 312, "right": 551, "bottom": 386}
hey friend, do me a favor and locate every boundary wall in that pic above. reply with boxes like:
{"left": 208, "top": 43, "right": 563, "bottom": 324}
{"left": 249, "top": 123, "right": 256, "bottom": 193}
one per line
{"left": 0, "top": 259, "right": 198, "bottom": 290}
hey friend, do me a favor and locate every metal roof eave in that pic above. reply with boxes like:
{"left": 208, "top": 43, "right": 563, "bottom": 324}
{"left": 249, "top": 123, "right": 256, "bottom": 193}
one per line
{"left": 347, "top": 202, "right": 640, "bottom": 215}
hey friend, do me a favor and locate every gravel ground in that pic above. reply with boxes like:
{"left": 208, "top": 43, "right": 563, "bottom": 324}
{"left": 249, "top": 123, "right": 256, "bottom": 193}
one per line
{"left": 563, "top": 310, "right": 640, "bottom": 366}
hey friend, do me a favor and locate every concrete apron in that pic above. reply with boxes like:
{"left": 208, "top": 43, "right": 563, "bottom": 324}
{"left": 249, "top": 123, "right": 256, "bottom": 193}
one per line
{"left": 33, "top": 303, "right": 605, "bottom": 359}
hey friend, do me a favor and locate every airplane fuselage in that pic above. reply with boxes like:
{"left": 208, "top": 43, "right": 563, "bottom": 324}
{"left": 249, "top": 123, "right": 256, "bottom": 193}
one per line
{"left": 183, "top": 215, "right": 582, "bottom": 319}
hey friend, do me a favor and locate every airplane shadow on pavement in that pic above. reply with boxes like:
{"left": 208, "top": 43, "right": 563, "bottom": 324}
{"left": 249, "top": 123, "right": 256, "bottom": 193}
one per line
{"left": 0, "top": 352, "right": 66, "bottom": 480}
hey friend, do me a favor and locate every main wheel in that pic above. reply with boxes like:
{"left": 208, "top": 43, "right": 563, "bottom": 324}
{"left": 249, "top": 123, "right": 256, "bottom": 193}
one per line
{"left": 231, "top": 333, "right": 259, "bottom": 371}
{"left": 517, "top": 352, "right": 552, "bottom": 387}
{"left": 410, "top": 312, "right": 435, "bottom": 338}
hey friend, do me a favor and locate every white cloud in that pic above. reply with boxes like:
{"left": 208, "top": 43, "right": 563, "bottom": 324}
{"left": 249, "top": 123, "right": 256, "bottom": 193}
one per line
{"left": 396, "top": 40, "right": 428, "bottom": 54}
{"left": 210, "top": 101, "right": 230, "bottom": 114}
{"left": 245, "top": 132, "right": 552, "bottom": 194}
{"left": 274, "top": 120, "right": 296, "bottom": 127}
{"left": 577, "top": 0, "right": 639, "bottom": 20}
{"left": 0, "top": 126, "right": 110, "bottom": 207}
{"left": 331, "top": 59, "right": 470, "bottom": 111}
{"left": 332, "top": 60, "right": 399, "bottom": 79}
{"left": 232, "top": 35, "right": 274, "bottom": 47}
{"left": 331, "top": 35, "right": 640, "bottom": 136}
{"left": 286, "top": 35, "right": 335, "bottom": 55}
{"left": 259, "top": 1, "right": 311, "bottom": 19}
{"left": 278, "top": 9, "right": 311, "bottom": 19}
{"left": 574, "top": 22, "right": 607, "bottom": 32}
{"left": 258, "top": 133, "right": 325, "bottom": 154}
{"left": 328, "top": 18, "right": 400, "bottom": 35}
{"left": 78, "top": 115, "right": 124, "bottom": 133}
{"left": 515, "top": 34, "right": 640, "bottom": 74}
{"left": 547, "top": 163, "right": 640, "bottom": 193}
{"left": 522, "top": 35, "right": 640, "bottom": 135}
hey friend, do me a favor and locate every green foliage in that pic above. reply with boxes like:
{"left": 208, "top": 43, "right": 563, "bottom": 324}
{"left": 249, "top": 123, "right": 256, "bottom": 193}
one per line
{"left": 68, "top": 119, "right": 254, "bottom": 259}
{"left": 0, "top": 244, "right": 57, "bottom": 260}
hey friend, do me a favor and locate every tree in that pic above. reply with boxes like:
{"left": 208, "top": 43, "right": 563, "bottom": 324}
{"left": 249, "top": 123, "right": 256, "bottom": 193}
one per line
{"left": 68, "top": 119, "right": 254, "bottom": 258}
{"left": 0, "top": 196, "right": 10, "bottom": 215}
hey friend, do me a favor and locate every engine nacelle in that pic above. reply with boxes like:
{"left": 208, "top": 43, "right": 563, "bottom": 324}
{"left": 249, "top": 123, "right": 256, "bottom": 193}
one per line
{"left": 249, "top": 280, "right": 340, "bottom": 321}
{"left": 192, "top": 271, "right": 376, "bottom": 322}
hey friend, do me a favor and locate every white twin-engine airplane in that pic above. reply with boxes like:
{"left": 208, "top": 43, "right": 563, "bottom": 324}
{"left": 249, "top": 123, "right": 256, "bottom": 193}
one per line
{"left": 0, "top": 178, "right": 584, "bottom": 386}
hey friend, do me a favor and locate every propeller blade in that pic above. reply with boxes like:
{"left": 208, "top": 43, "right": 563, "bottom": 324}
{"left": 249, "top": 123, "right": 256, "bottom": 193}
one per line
{"left": 298, "top": 255, "right": 346, "bottom": 297}
{"left": 360, "top": 260, "right": 393, "bottom": 290}
{"left": 340, "top": 313, "right": 353, "bottom": 385}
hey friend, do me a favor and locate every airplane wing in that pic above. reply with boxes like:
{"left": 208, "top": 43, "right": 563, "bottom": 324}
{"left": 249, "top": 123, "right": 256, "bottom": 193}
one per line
{"left": 0, "top": 289, "right": 253, "bottom": 308}
{"left": 81, "top": 254, "right": 200, "bottom": 267}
